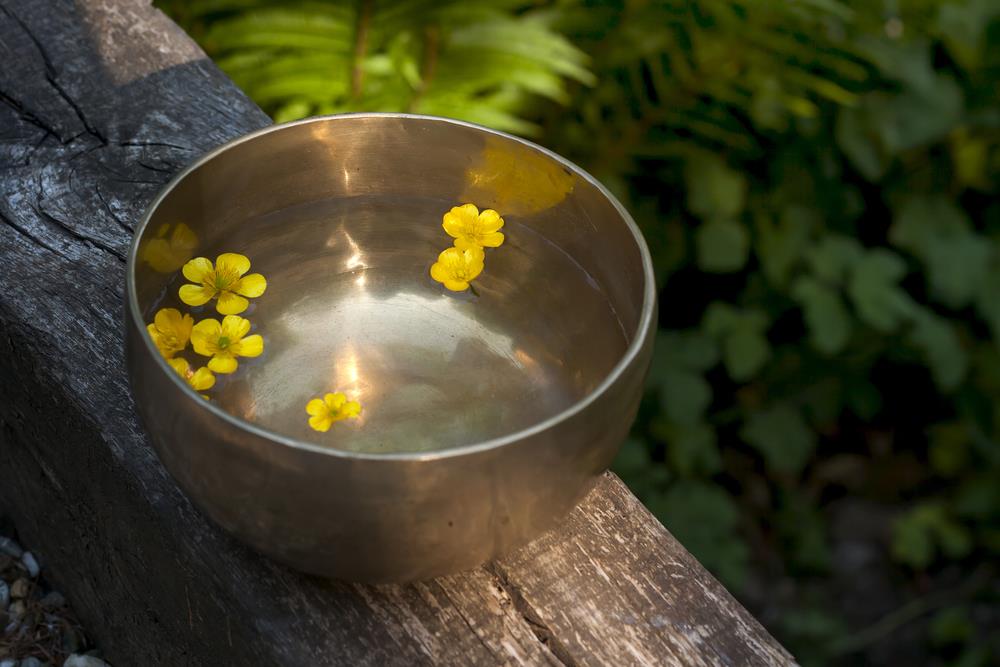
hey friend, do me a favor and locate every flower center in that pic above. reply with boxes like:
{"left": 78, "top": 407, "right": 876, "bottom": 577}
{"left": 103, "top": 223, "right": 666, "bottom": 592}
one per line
{"left": 208, "top": 267, "right": 239, "bottom": 291}
{"left": 217, "top": 336, "right": 231, "bottom": 349}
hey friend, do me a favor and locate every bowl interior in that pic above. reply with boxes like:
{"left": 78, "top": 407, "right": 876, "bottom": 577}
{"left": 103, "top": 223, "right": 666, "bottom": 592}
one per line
{"left": 132, "top": 115, "right": 648, "bottom": 454}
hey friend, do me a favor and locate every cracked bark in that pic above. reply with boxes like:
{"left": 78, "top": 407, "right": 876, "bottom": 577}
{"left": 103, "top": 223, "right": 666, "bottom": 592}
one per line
{"left": 0, "top": 0, "right": 794, "bottom": 665}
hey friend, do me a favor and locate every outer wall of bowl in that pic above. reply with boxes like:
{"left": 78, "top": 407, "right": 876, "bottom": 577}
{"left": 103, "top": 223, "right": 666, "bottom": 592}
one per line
{"left": 126, "top": 304, "right": 654, "bottom": 582}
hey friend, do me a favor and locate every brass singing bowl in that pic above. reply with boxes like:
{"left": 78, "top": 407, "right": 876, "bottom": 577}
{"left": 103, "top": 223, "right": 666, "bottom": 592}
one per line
{"left": 125, "top": 114, "right": 656, "bottom": 582}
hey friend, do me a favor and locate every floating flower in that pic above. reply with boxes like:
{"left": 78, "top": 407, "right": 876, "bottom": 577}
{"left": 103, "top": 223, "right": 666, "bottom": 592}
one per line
{"left": 191, "top": 315, "right": 264, "bottom": 374}
{"left": 146, "top": 308, "right": 193, "bottom": 359}
{"left": 430, "top": 246, "right": 485, "bottom": 292}
{"left": 166, "top": 358, "right": 215, "bottom": 399}
{"left": 179, "top": 253, "right": 267, "bottom": 315}
{"left": 442, "top": 204, "right": 505, "bottom": 250}
{"left": 306, "top": 392, "right": 361, "bottom": 432}
{"left": 142, "top": 222, "right": 198, "bottom": 273}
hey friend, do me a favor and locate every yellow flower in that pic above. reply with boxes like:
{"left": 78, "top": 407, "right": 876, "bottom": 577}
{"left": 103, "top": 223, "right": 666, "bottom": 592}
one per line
{"left": 306, "top": 392, "right": 361, "bottom": 432}
{"left": 179, "top": 253, "right": 267, "bottom": 315}
{"left": 442, "top": 204, "right": 505, "bottom": 250}
{"left": 166, "top": 358, "right": 216, "bottom": 399}
{"left": 142, "top": 222, "right": 198, "bottom": 273}
{"left": 191, "top": 315, "right": 264, "bottom": 374}
{"left": 430, "top": 246, "right": 485, "bottom": 292}
{"left": 146, "top": 308, "right": 193, "bottom": 359}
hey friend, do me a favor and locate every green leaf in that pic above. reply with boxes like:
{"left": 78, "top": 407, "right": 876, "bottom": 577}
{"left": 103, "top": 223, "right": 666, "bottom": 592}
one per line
{"left": 891, "top": 196, "right": 991, "bottom": 308}
{"left": 685, "top": 152, "right": 747, "bottom": 219}
{"left": 835, "top": 105, "right": 887, "bottom": 181}
{"left": 696, "top": 218, "right": 749, "bottom": 272}
{"left": 928, "top": 422, "right": 969, "bottom": 477}
{"left": 806, "top": 235, "right": 864, "bottom": 286}
{"left": 646, "top": 480, "right": 748, "bottom": 588}
{"left": 756, "top": 206, "right": 818, "bottom": 288}
{"left": 724, "top": 326, "right": 770, "bottom": 382}
{"left": 658, "top": 369, "right": 712, "bottom": 425}
{"left": 702, "top": 304, "right": 770, "bottom": 382}
{"left": 929, "top": 607, "right": 974, "bottom": 647}
{"left": 649, "top": 330, "right": 719, "bottom": 379}
{"left": 892, "top": 503, "right": 973, "bottom": 569}
{"left": 653, "top": 420, "right": 721, "bottom": 476}
{"left": 974, "top": 265, "right": 1000, "bottom": 344}
{"left": 791, "top": 276, "right": 852, "bottom": 354}
{"left": 741, "top": 404, "right": 817, "bottom": 474}
{"left": 907, "top": 310, "right": 968, "bottom": 391}
{"left": 846, "top": 249, "right": 916, "bottom": 332}
{"left": 892, "top": 508, "right": 936, "bottom": 569}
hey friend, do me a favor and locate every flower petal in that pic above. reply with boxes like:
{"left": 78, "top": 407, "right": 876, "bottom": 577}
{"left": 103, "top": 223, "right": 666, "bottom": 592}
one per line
{"left": 191, "top": 318, "right": 221, "bottom": 355}
{"left": 309, "top": 414, "right": 333, "bottom": 432}
{"left": 478, "top": 231, "right": 505, "bottom": 248}
{"left": 478, "top": 209, "right": 504, "bottom": 232}
{"left": 221, "top": 315, "right": 251, "bottom": 340}
{"left": 190, "top": 367, "right": 216, "bottom": 391}
{"left": 235, "top": 334, "right": 264, "bottom": 358}
{"left": 182, "top": 257, "right": 213, "bottom": 283}
{"left": 167, "top": 358, "right": 190, "bottom": 377}
{"left": 343, "top": 401, "right": 362, "bottom": 418}
{"left": 216, "top": 291, "right": 249, "bottom": 315}
{"left": 216, "top": 252, "right": 251, "bottom": 277}
{"left": 179, "top": 284, "right": 215, "bottom": 307}
{"left": 235, "top": 273, "right": 267, "bottom": 297}
{"left": 208, "top": 354, "right": 238, "bottom": 374}
{"left": 324, "top": 392, "right": 346, "bottom": 410}
{"left": 443, "top": 279, "right": 469, "bottom": 292}
{"left": 306, "top": 398, "right": 327, "bottom": 416}
{"left": 430, "top": 262, "right": 450, "bottom": 284}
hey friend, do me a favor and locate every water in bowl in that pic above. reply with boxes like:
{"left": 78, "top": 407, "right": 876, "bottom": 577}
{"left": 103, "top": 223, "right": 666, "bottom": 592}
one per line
{"left": 149, "top": 195, "right": 628, "bottom": 453}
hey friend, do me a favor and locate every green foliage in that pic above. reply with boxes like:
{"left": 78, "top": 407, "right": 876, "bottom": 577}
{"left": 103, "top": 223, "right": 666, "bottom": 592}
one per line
{"left": 158, "top": 0, "right": 592, "bottom": 134}
{"left": 164, "top": 0, "right": 1000, "bottom": 663}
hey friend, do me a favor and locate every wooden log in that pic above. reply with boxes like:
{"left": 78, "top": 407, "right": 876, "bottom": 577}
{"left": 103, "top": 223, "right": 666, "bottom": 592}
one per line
{"left": 0, "top": 0, "right": 795, "bottom": 664}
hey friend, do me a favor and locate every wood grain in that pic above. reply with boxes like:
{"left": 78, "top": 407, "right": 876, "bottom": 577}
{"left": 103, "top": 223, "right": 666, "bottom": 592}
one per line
{"left": 0, "top": 1, "right": 794, "bottom": 664}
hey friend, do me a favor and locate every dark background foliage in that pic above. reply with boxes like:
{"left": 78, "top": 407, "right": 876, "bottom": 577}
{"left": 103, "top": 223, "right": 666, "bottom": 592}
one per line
{"left": 159, "top": 1, "right": 1000, "bottom": 663}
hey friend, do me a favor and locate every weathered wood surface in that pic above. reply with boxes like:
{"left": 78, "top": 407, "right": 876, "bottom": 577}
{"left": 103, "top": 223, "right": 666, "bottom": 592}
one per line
{"left": 0, "top": 1, "right": 795, "bottom": 665}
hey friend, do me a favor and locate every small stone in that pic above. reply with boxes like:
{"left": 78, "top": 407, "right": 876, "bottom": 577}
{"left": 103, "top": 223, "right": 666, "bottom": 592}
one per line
{"left": 11, "top": 577, "right": 30, "bottom": 599}
{"left": 40, "top": 591, "right": 66, "bottom": 609}
{"left": 9, "top": 599, "right": 26, "bottom": 618}
{"left": 0, "top": 580, "right": 8, "bottom": 607}
{"left": 0, "top": 537, "right": 23, "bottom": 558}
{"left": 1, "top": 659, "right": 16, "bottom": 667}
{"left": 21, "top": 552, "right": 39, "bottom": 578}
{"left": 63, "top": 657, "right": 110, "bottom": 667}
{"left": 20, "top": 658, "right": 43, "bottom": 667}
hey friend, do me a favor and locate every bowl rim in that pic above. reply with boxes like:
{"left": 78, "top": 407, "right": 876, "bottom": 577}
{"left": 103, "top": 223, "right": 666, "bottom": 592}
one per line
{"left": 127, "top": 112, "right": 656, "bottom": 461}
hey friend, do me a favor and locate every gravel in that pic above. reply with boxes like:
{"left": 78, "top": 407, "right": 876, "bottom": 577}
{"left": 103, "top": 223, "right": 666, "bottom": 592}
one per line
{"left": 0, "top": 530, "right": 107, "bottom": 666}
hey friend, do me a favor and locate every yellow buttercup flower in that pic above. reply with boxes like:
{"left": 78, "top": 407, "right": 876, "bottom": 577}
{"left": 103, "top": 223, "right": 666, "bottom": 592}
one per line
{"left": 179, "top": 253, "right": 267, "bottom": 315}
{"left": 430, "top": 246, "right": 485, "bottom": 292}
{"left": 142, "top": 222, "right": 198, "bottom": 273}
{"left": 306, "top": 392, "right": 361, "bottom": 432}
{"left": 443, "top": 204, "right": 505, "bottom": 250}
{"left": 167, "top": 358, "right": 216, "bottom": 399}
{"left": 146, "top": 308, "right": 193, "bottom": 359}
{"left": 191, "top": 315, "right": 264, "bottom": 374}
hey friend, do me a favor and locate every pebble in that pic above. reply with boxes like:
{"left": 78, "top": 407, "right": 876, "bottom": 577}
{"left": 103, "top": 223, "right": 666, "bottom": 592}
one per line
{"left": 11, "top": 577, "right": 30, "bottom": 599}
{"left": 63, "top": 657, "right": 110, "bottom": 667}
{"left": 0, "top": 536, "right": 23, "bottom": 558}
{"left": 21, "top": 551, "right": 40, "bottom": 578}
{"left": 0, "top": 579, "right": 8, "bottom": 607}
{"left": 0, "top": 660, "right": 15, "bottom": 667}
{"left": 9, "top": 599, "right": 26, "bottom": 618}
{"left": 20, "top": 658, "right": 43, "bottom": 667}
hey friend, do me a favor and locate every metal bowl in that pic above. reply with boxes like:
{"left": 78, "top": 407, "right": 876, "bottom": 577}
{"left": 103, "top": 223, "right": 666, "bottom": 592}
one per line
{"left": 125, "top": 114, "right": 656, "bottom": 582}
